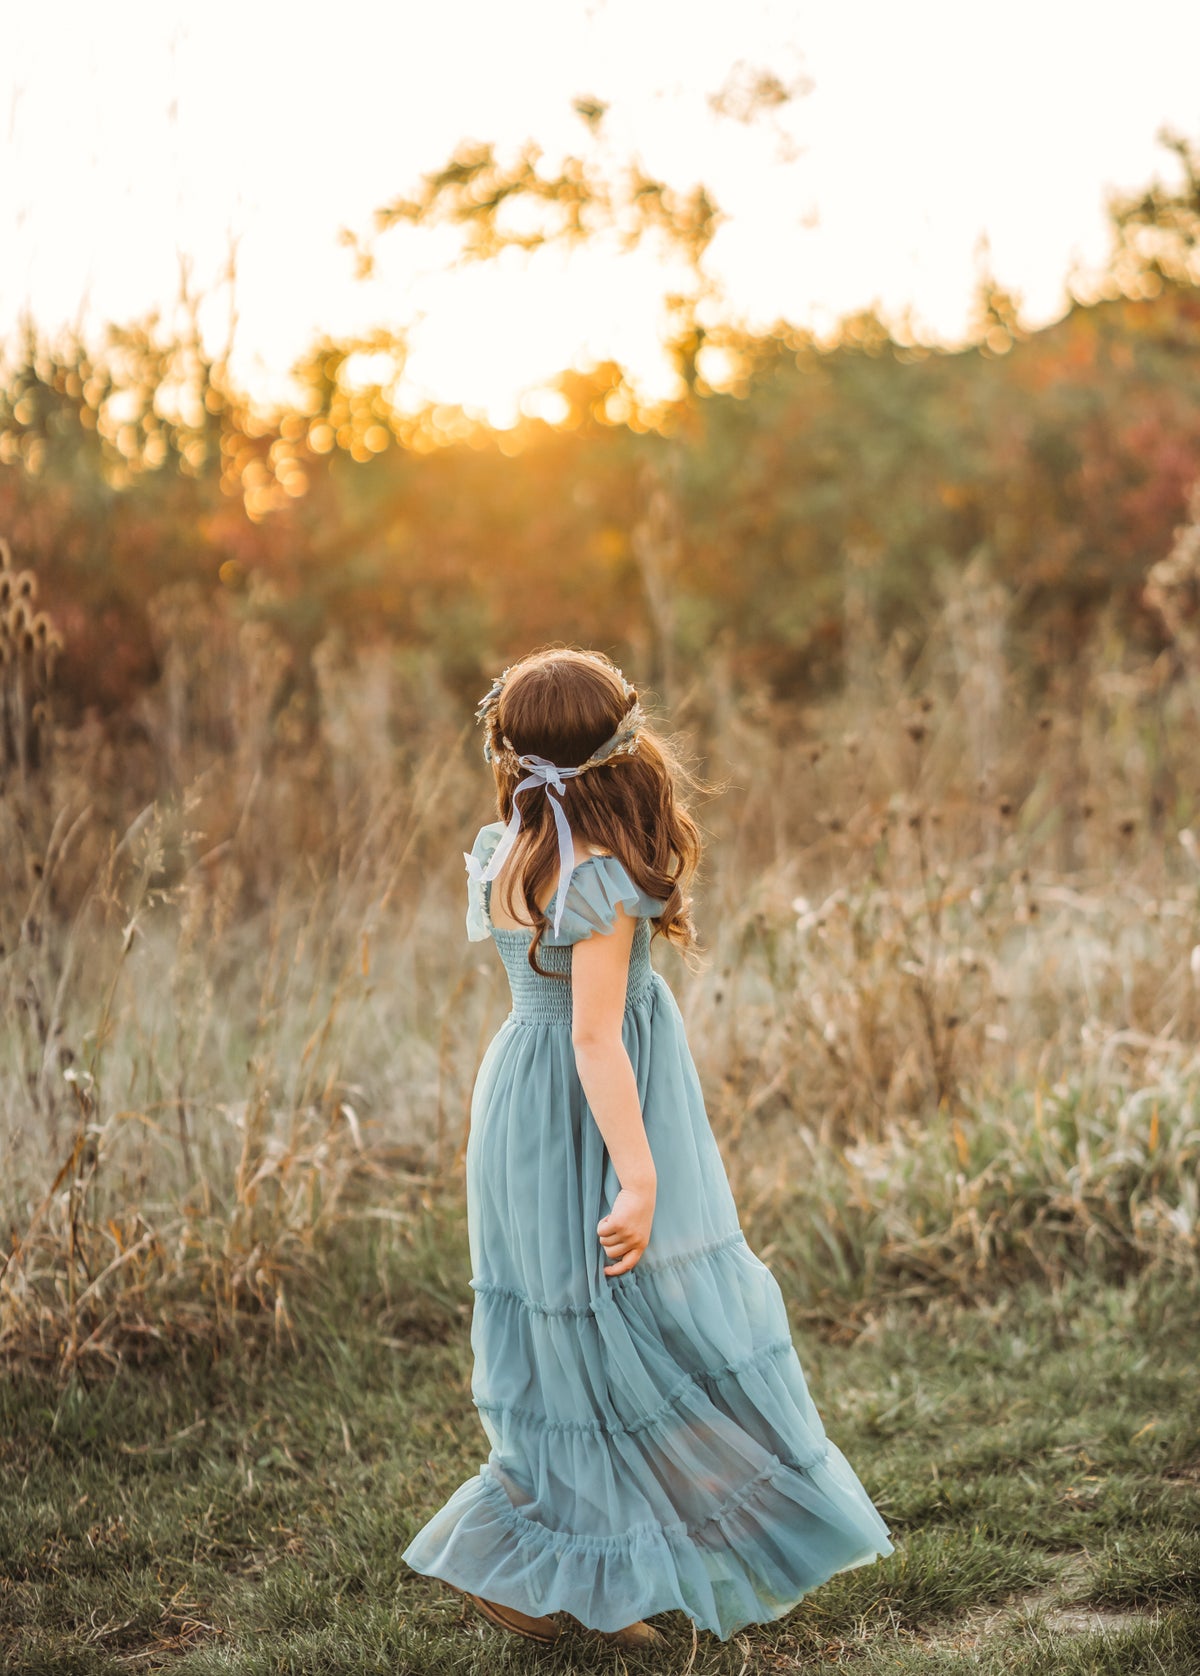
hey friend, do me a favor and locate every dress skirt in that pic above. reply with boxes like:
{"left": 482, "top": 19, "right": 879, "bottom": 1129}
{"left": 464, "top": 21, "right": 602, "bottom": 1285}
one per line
{"left": 401, "top": 830, "right": 894, "bottom": 1640}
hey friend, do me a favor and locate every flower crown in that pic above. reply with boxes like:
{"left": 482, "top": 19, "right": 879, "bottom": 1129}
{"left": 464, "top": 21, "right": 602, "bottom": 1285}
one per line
{"left": 473, "top": 662, "right": 646, "bottom": 772}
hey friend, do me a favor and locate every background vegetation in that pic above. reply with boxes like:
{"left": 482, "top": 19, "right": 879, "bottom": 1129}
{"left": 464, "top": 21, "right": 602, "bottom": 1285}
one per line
{"left": 1, "top": 114, "right": 1198, "bottom": 1675}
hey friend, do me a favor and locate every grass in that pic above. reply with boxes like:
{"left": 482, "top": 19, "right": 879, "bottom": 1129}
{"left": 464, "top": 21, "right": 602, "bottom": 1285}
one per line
{"left": 2, "top": 1218, "right": 1197, "bottom": 1675}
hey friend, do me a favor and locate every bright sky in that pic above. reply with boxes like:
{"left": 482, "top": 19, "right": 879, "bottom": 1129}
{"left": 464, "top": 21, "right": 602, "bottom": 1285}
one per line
{"left": 4, "top": 0, "right": 1199, "bottom": 425}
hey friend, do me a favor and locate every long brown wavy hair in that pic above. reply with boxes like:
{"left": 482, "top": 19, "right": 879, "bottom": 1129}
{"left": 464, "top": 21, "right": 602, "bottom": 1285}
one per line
{"left": 478, "top": 647, "right": 708, "bottom": 980}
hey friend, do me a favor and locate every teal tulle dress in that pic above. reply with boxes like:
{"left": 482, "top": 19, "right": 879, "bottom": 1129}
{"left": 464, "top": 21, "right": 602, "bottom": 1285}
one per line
{"left": 401, "top": 821, "right": 894, "bottom": 1639}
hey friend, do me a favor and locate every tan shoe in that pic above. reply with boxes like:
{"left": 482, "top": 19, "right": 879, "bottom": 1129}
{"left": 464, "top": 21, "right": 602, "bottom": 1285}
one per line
{"left": 586, "top": 1619, "right": 664, "bottom": 1648}
{"left": 449, "top": 1583, "right": 562, "bottom": 1643}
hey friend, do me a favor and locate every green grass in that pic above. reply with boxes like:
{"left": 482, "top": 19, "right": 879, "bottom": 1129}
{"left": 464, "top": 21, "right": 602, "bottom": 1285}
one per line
{"left": 2, "top": 1217, "right": 1197, "bottom": 1674}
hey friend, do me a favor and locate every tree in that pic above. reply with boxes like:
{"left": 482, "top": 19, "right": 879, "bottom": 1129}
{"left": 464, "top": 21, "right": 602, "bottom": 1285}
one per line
{"left": 1105, "top": 126, "right": 1200, "bottom": 292}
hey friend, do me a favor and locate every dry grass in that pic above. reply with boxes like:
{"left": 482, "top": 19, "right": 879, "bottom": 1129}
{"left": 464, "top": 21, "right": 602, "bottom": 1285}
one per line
{"left": 2, "top": 525, "right": 1200, "bottom": 1371}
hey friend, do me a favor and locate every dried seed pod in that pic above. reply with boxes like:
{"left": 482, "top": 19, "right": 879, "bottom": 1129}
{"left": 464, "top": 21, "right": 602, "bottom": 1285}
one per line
{"left": 0, "top": 536, "right": 64, "bottom": 778}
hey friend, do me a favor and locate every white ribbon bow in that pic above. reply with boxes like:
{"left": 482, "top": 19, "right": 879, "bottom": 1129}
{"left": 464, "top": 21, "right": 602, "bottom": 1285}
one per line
{"left": 463, "top": 753, "right": 589, "bottom": 939}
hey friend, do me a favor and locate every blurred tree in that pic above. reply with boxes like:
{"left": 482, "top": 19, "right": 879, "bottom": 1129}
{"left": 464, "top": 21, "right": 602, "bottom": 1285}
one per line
{"left": 1106, "top": 126, "right": 1200, "bottom": 291}
{"left": 342, "top": 95, "right": 739, "bottom": 408}
{"left": 2, "top": 118, "right": 1199, "bottom": 723}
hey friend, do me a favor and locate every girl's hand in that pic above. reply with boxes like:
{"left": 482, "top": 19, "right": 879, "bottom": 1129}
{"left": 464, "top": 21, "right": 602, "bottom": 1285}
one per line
{"left": 598, "top": 1183, "right": 655, "bottom": 1277}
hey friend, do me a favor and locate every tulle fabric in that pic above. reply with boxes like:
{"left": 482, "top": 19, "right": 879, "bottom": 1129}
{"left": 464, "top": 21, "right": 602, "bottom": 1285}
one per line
{"left": 402, "top": 822, "right": 894, "bottom": 1639}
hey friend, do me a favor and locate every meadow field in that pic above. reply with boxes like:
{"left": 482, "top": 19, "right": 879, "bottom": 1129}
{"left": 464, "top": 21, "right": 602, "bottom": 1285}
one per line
{"left": 2, "top": 508, "right": 1198, "bottom": 1670}
{"left": 7, "top": 109, "right": 1200, "bottom": 1662}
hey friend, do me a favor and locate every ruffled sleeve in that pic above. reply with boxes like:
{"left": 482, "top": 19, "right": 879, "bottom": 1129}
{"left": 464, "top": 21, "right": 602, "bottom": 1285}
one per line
{"left": 543, "top": 854, "right": 669, "bottom": 947}
{"left": 464, "top": 821, "right": 505, "bottom": 942}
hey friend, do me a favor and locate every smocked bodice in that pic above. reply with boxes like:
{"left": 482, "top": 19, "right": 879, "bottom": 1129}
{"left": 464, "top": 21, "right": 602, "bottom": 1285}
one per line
{"left": 467, "top": 820, "right": 669, "bottom": 1029}
{"left": 491, "top": 918, "right": 657, "bottom": 1026}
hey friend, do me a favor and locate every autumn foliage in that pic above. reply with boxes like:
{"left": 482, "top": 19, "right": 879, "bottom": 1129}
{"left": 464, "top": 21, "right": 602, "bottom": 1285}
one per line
{"left": 1, "top": 128, "right": 1200, "bottom": 723}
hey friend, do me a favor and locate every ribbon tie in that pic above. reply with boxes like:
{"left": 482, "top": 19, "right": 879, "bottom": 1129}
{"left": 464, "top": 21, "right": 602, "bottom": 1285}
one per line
{"left": 463, "top": 753, "right": 589, "bottom": 939}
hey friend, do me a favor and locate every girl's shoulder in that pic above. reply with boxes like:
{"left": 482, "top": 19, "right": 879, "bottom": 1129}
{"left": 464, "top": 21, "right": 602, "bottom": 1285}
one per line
{"left": 463, "top": 822, "right": 666, "bottom": 944}
{"left": 464, "top": 822, "right": 505, "bottom": 941}
{"left": 469, "top": 821, "right": 612, "bottom": 869}
{"left": 470, "top": 820, "right": 506, "bottom": 862}
{"left": 544, "top": 851, "right": 669, "bottom": 946}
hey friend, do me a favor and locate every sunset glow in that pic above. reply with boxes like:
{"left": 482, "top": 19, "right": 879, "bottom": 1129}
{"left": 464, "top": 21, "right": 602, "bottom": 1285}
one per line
{"left": 4, "top": 1, "right": 1200, "bottom": 421}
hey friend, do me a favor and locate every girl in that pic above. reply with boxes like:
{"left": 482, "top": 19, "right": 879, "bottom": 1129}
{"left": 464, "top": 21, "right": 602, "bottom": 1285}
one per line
{"left": 402, "top": 648, "right": 894, "bottom": 1649}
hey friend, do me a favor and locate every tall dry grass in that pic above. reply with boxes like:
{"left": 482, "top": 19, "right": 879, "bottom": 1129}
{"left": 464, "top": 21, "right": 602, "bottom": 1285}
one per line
{"left": 2, "top": 510, "right": 1199, "bottom": 1370}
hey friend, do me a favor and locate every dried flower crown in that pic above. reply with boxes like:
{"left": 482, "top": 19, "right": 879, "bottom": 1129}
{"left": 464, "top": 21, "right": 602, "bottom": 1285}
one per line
{"left": 473, "top": 662, "right": 645, "bottom": 771}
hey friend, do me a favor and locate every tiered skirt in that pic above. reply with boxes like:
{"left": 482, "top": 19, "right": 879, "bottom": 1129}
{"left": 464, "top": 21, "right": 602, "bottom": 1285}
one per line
{"left": 401, "top": 963, "right": 894, "bottom": 1639}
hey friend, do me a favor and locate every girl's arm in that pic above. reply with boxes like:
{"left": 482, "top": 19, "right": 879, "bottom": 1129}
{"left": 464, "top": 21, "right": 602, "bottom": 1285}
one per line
{"left": 570, "top": 905, "right": 656, "bottom": 1276}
